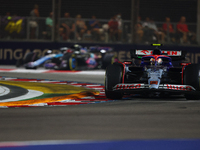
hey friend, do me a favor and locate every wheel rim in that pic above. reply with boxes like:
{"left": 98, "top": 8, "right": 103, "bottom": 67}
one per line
{"left": 111, "top": 56, "right": 118, "bottom": 64}
{"left": 69, "top": 57, "right": 77, "bottom": 70}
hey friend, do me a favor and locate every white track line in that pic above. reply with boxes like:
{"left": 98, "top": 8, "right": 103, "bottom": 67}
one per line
{"left": 9, "top": 69, "right": 46, "bottom": 73}
{"left": 75, "top": 71, "right": 105, "bottom": 75}
{"left": 0, "top": 90, "right": 43, "bottom": 102}
{"left": 0, "top": 86, "right": 10, "bottom": 96}
{"left": 0, "top": 68, "right": 106, "bottom": 75}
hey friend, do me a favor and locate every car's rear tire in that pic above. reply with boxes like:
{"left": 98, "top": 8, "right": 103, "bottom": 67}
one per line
{"left": 184, "top": 64, "right": 200, "bottom": 100}
{"left": 16, "top": 52, "right": 36, "bottom": 67}
{"left": 16, "top": 58, "right": 23, "bottom": 67}
{"left": 102, "top": 54, "right": 118, "bottom": 69}
{"left": 25, "top": 66, "right": 37, "bottom": 69}
{"left": 24, "top": 52, "right": 39, "bottom": 64}
{"left": 68, "top": 56, "right": 77, "bottom": 70}
{"left": 105, "top": 64, "right": 123, "bottom": 99}
{"left": 61, "top": 54, "right": 77, "bottom": 70}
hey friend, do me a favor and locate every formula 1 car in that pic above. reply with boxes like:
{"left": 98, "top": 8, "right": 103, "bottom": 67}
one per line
{"left": 44, "top": 44, "right": 118, "bottom": 70}
{"left": 22, "top": 50, "right": 63, "bottom": 69}
{"left": 43, "top": 47, "right": 77, "bottom": 70}
{"left": 15, "top": 49, "right": 63, "bottom": 69}
{"left": 16, "top": 51, "right": 40, "bottom": 68}
{"left": 105, "top": 44, "right": 200, "bottom": 100}
{"left": 17, "top": 44, "right": 118, "bottom": 70}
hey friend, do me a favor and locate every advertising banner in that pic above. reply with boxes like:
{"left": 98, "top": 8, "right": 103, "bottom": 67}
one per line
{"left": 0, "top": 41, "right": 200, "bottom": 65}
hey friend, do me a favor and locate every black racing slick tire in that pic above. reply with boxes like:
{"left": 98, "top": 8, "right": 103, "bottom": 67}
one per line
{"left": 184, "top": 64, "right": 200, "bottom": 100}
{"left": 102, "top": 54, "right": 118, "bottom": 69}
{"left": 60, "top": 54, "right": 77, "bottom": 70}
{"left": 16, "top": 58, "right": 23, "bottom": 67}
{"left": 24, "top": 52, "right": 39, "bottom": 64}
{"left": 105, "top": 64, "right": 123, "bottom": 99}
{"left": 68, "top": 55, "right": 77, "bottom": 71}
{"left": 16, "top": 52, "right": 37, "bottom": 68}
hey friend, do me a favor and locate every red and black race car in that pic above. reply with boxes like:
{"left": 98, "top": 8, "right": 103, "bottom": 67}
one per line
{"left": 105, "top": 44, "right": 200, "bottom": 100}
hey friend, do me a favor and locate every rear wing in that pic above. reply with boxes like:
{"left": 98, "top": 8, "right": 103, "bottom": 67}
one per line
{"left": 130, "top": 49, "right": 187, "bottom": 61}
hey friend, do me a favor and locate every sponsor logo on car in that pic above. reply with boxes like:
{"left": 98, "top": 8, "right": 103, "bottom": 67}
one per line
{"left": 163, "top": 51, "right": 181, "bottom": 56}
{"left": 180, "top": 63, "right": 191, "bottom": 66}
{"left": 140, "top": 50, "right": 151, "bottom": 55}
{"left": 150, "top": 81, "right": 158, "bottom": 85}
{"left": 165, "top": 84, "right": 195, "bottom": 91}
{"left": 113, "top": 83, "right": 195, "bottom": 91}
{"left": 136, "top": 50, "right": 152, "bottom": 55}
{"left": 114, "top": 84, "right": 142, "bottom": 90}
{"left": 136, "top": 50, "right": 182, "bottom": 56}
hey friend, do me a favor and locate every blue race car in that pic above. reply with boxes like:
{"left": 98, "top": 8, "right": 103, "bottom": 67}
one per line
{"left": 16, "top": 49, "right": 64, "bottom": 69}
{"left": 19, "top": 44, "right": 118, "bottom": 70}
{"left": 23, "top": 50, "right": 63, "bottom": 69}
{"left": 44, "top": 44, "right": 118, "bottom": 70}
{"left": 105, "top": 44, "right": 200, "bottom": 100}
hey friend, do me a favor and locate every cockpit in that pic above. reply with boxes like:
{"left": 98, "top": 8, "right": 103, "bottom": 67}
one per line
{"left": 141, "top": 56, "right": 172, "bottom": 67}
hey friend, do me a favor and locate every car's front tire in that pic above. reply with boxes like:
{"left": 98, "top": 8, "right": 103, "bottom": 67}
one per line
{"left": 184, "top": 64, "right": 200, "bottom": 100}
{"left": 105, "top": 64, "right": 123, "bottom": 99}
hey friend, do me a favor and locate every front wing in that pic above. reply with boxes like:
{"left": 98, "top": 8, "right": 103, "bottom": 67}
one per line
{"left": 113, "top": 83, "right": 196, "bottom": 93}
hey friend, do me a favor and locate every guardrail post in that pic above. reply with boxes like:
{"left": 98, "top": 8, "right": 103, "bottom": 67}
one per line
{"left": 197, "top": 0, "right": 200, "bottom": 44}
{"left": 52, "top": 0, "right": 56, "bottom": 42}
{"left": 27, "top": 17, "right": 30, "bottom": 40}
{"left": 131, "top": 0, "right": 139, "bottom": 43}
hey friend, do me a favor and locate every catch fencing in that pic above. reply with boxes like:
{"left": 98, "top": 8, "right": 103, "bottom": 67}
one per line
{"left": 0, "top": 16, "right": 197, "bottom": 46}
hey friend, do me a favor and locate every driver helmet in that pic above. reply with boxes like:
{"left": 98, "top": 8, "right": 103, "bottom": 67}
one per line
{"left": 45, "top": 50, "right": 53, "bottom": 55}
{"left": 80, "top": 48, "right": 88, "bottom": 54}
{"left": 157, "top": 58, "right": 163, "bottom": 65}
{"left": 60, "top": 47, "right": 69, "bottom": 53}
{"left": 150, "top": 58, "right": 155, "bottom": 65}
{"left": 71, "top": 44, "right": 82, "bottom": 51}
{"left": 152, "top": 48, "right": 162, "bottom": 55}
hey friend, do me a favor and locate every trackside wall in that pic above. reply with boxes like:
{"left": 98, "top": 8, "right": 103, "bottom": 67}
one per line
{"left": 0, "top": 41, "right": 200, "bottom": 65}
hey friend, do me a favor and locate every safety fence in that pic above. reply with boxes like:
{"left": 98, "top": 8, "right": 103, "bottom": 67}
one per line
{"left": 0, "top": 16, "right": 198, "bottom": 45}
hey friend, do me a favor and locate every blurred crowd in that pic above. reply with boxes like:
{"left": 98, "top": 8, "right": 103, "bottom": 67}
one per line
{"left": 0, "top": 4, "right": 198, "bottom": 45}
{"left": 135, "top": 16, "right": 197, "bottom": 45}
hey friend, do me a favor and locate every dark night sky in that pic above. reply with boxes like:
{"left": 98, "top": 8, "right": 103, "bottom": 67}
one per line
{"left": 0, "top": 0, "right": 197, "bottom": 23}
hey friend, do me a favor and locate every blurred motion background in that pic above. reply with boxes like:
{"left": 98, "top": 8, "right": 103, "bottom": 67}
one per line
{"left": 0, "top": 0, "right": 199, "bottom": 45}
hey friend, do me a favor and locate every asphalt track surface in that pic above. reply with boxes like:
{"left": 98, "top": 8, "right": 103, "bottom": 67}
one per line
{"left": 0, "top": 66, "right": 200, "bottom": 142}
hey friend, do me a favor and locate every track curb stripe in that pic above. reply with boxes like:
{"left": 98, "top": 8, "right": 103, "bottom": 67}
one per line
{"left": 0, "top": 91, "right": 99, "bottom": 107}
{"left": 0, "top": 77, "right": 111, "bottom": 108}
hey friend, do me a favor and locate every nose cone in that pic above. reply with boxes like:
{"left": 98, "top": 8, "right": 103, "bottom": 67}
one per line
{"left": 149, "top": 84, "right": 159, "bottom": 89}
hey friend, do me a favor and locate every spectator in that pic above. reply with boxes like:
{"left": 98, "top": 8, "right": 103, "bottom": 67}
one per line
{"left": 116, "top": 13, "right": 122, "bottom": 30}
{"left": 29, "top": 4, "right": 40, "bottom": 39}
{"left": 142, "top": 17, "right": 156, "bottom": 43}
{"left": 75, "top": 14, "right": 87, "bottom": 41}
{"left": 45, "top": 12, "right": 53, "bottom": 39}
{"left": 88, "top": 15, "right": 101, "bottom": 41}
{"left": 135, "top": 16, "right": 144, "bottom": 43}
{"left": 3, "top": 13, "right": 25, "bottom": 39}
{"left": 58, "top": 27, "right": 67, "bottom": 41}
{"left": 116, "top": 13, "right": 122, "bottom": 41}
{"left": 149, "top": 18, "right": 165, "bottom": 43}
{"left": 1, "top": 12, "right": 11, "bottom": 24}
{"left": 60, "top": 12, "right": 75, "bottom": 41}
{"left": 142, "top": 17, "right": 165, "bottom": 43}
{"left": 1, "top": 12, "right": 12, "bottom": 39}
{"left": 11, "top": 14, "right": 25, "bottom": 39}
{"left": 176, "top": 16, "right": 196, "bottom": 44}
{"left": 108, "top": 15, "right": 120, "bottom": 42}
{"left": 162, "top": 17, "right": 176, "bottom": 43}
